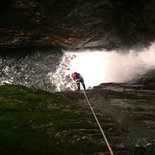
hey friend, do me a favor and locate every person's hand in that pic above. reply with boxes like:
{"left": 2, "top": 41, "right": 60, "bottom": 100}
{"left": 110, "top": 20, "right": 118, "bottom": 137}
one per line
{"left": 75, "top": 79, "right": 80, "bottom": 83}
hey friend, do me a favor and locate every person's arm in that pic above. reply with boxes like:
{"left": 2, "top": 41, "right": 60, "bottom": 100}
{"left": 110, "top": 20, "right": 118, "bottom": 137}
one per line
{"left": 79, "top": 74, "right": 83, "bottom": 80}
{"left": 73, "top": 77, "right": 80, "bottom": 83}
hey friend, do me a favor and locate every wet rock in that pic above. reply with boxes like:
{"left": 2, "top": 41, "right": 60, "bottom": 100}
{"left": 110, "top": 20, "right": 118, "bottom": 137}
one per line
{"left": 0, "top": 76, "right": 155, "bottom": 154}
{"left": 88, "top": 76, "right": 155, "bottom": 154}
{"left": 0, "top": 0, "right": 155, "bottom": 51}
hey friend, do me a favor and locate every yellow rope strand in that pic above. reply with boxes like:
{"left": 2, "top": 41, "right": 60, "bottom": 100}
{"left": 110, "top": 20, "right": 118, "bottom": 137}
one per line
{"left": 83, "top": 90, "right": 114, "bottom": 155}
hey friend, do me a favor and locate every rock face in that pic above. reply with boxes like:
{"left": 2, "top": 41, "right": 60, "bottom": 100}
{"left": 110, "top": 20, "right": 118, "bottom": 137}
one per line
{"left": 0, "top": 1, "right": 155, "bottom": 154}
{"left": 0, "top": 0, "right": 155, "bottom": 50}
{"left": 0, "top": 76, "right": 154, "bottom": 154}
{"left": 61, "top": 71, "right": 155, "bottom": 154}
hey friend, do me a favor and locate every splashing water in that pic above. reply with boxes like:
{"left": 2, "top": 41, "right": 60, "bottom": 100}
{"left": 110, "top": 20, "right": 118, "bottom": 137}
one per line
{"left": 1, "top": 43, "right": 155, "bottom": 92}
{"left": 50, "top": 42, "right": 155, "bottom": 91}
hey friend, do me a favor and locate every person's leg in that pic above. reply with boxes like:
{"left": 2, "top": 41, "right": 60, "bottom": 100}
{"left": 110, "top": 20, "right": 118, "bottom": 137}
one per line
{"left": 82, "top": 82, "right": 86, "bottom": 90}
{"left": 80, "top": 80, "right": 86, "bottom": 90}
{"left": 77, "top": 82, "right": 80, "bottom": 90}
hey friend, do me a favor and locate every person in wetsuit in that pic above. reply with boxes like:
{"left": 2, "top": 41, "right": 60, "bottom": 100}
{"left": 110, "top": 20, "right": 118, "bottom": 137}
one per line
{"left": 71, "top": 72, "right": 86, "bottom": 90}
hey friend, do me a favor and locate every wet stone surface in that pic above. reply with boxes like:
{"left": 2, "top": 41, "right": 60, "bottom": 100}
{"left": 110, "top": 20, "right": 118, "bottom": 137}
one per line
{"left": 1, "top": 0, "right": 155, "bottom": 51}
{"left": 56, "top": 76, "right": 155, "bottom": 154}
{"left": 0, "top": 76, "right": 154, "bottom": 155}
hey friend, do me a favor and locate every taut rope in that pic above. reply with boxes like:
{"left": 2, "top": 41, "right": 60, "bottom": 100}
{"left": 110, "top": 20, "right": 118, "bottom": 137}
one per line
{"left": 82, "top": 90, "right": 114, "bottom": 155}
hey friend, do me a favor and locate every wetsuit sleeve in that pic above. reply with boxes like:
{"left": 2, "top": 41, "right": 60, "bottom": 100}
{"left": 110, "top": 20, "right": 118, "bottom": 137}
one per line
{"left": 77, "top": 74, "right": 83, "bottom": 80}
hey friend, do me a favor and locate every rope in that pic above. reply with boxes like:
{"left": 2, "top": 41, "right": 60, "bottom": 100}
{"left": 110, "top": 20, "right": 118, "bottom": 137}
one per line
{"left": 82, "top": 90, "right": 114, "bottom": 155}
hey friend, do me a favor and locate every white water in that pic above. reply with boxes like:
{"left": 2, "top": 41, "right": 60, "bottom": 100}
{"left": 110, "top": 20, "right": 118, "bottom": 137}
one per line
{"left": 49, "top": 42, "right": 155, "bottom": 91}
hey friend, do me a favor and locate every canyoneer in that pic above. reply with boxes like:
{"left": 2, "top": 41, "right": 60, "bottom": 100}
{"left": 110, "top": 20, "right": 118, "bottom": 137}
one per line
{"left": 71, "top": 72, "right": 86, "bottom": 90}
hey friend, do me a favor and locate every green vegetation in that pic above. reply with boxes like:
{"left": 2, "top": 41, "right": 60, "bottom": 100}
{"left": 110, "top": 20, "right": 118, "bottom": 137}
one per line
{"left": 1, "top": 83, "right": 154, "bottom": 154}
{"left": 0, "top": 84, "right": 99, "bottom": 155}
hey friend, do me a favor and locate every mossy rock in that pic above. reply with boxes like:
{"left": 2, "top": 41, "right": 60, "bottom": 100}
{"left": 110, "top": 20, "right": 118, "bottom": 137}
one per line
{"left": 0, "top": 84, "right": 101, "bottom": 155}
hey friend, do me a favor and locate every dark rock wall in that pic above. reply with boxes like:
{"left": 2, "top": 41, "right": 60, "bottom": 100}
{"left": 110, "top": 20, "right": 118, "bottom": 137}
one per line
{"left": 0, "top": 0, "right": 155, "bottom": 50}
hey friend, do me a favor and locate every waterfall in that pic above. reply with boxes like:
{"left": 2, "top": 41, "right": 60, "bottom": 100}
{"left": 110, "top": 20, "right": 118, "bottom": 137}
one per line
{"left": 0, "top": 42, "right": 155, "bottom": 92}
{"left": 51, "top": 42, "right": 155, "bottom": 91}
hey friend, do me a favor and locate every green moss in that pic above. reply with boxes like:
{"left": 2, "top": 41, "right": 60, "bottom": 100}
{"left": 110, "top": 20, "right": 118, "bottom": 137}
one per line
{"left": 0, "top": 84, "right": 99, "bottom": 155}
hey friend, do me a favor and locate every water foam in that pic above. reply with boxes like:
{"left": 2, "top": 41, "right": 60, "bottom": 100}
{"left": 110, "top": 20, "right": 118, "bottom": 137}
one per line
{"left": 50, "top": 42, "right": 155, "bottom": 91}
